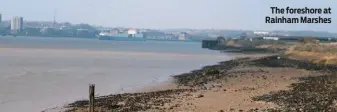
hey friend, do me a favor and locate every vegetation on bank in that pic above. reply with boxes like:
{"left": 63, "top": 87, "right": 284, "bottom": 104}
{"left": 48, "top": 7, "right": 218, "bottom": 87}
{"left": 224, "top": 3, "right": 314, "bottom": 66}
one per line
{"left": 203, "top": 36, "right": 291, "bottom": 54}
{"left": 203, "top": 37, "right": 307, "bottom": 54}
{"left": 285, "top": 38, "right": 337, "bottom": 65}
{"left": 206, "top": 36, "right": 337, "bottom": 66}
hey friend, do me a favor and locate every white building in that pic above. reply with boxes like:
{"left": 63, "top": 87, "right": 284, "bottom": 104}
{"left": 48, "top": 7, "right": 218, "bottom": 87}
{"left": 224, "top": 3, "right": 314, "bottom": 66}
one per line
{"left": 127, "top": 29, "right": 137, "bottom": 35}
{"left": 11, "top": 16, "right": 24, "bottom": 31}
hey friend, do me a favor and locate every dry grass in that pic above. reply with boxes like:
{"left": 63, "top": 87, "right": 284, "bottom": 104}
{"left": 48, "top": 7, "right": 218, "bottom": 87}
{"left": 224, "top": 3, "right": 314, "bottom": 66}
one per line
{"left": 285, "top": 43, "right": 337, "bottom": 65}
{"left": 225, "top": 40, "right": 236, "bottom": 46}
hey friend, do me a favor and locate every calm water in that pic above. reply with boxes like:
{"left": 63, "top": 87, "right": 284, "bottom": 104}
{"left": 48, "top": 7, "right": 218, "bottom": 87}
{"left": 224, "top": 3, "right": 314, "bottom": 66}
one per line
{"left": 0, "top": 36, "right": 231, "bottom": 112}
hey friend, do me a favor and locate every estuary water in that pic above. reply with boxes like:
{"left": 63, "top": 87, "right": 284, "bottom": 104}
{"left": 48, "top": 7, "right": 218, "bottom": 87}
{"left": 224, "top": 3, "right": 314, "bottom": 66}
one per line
{"left": 0, "top": 36, "right": 231, "bottom": 112}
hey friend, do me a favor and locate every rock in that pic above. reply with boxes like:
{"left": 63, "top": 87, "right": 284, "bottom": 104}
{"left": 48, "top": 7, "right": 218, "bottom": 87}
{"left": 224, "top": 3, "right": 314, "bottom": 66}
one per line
{"left": 299, "top": 108, "right": 303, "bottom": 112}
{"left": 110, "top": 104, "right": 121, "bottom": 109}
{"left": 213, "top": 83, "right": 223, "bottom": 88}
{"left": 194, "top": 94, "right": 204, "bottom": 98}
{"left": 117, "top": 102, "right": 125, "bottom": 106}
{"left": 213, "top": 89, "right": 220, "bottom": 92}
{"left": 184, "top": 93, "right": 192, "bottom": 96}
{"left": 199, "top": 86, "right": 207, "bottom": 90}
{"left": 203, "top": 83, "right": 215, "bottom": 90}
{"left": 218, "top": 110, "right": 224, "bottom": 112}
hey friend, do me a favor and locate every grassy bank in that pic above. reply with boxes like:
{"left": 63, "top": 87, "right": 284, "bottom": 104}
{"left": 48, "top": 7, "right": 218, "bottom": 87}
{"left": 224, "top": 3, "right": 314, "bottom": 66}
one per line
{"left": 212, "top": 39, "right": 290, "bottom": 54}
{"left": 285, "top": 43, "right": 337, "bottom": 65}
{"left": 215, "top": 37, "right": 337, "bottom": 65}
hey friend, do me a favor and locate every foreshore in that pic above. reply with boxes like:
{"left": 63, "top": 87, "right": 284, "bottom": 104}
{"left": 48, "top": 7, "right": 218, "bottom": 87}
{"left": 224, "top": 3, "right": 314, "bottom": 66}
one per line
{"left": 61, "top": 52, "right": 337, "bottom": 112}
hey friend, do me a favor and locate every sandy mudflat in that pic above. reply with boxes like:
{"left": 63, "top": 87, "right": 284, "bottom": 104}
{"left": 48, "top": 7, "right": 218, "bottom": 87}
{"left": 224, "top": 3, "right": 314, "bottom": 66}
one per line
{"left": 157, "top": 67, "right": 324, "bottom": 112}
{"left": 62, "top": 54, "right": 337, "bottom": 112}
{"left": 136, "top": 67, "right": 323, "bottom": 112}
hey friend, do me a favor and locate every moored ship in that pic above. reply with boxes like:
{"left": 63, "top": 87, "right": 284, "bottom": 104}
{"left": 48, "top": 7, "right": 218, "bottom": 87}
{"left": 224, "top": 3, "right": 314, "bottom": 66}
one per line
{"left": 98, "top": 29, "right": 146, "bottom": 41}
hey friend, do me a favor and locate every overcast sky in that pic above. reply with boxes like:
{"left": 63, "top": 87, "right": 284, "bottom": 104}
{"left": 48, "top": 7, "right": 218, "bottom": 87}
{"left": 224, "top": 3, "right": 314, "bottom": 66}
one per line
{"left": 0, "top": 0, "right": 336, "bottom": 32}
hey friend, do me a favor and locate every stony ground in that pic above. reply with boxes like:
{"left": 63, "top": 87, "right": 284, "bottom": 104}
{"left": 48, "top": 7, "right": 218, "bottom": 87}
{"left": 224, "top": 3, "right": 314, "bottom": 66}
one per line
{"left": 65, "top": 55, "right": 337, "bottom": 112}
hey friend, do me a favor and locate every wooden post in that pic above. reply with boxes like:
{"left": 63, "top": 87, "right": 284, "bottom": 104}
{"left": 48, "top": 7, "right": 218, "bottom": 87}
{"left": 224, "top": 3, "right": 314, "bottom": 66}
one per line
{"left": 89, "top": 84, "right": 95, "bottom": 112}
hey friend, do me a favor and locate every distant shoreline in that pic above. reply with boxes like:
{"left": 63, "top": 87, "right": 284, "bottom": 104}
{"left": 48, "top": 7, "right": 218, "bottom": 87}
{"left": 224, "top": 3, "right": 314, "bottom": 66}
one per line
{"left": 0, "top": 35, "right": 204, "bottom": 43}
{"left": 0, "top": 35, "right": 97, "bottom": 39}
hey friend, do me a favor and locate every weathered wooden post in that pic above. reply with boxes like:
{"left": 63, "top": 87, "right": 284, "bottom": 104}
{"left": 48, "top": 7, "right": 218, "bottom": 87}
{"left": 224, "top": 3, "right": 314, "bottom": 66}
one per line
{"left": 89, "top": 84, "right": 95, "bottom": 112}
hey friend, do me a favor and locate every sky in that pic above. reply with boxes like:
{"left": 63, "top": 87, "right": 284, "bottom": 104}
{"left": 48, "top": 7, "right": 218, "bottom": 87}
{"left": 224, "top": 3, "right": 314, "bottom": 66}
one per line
{"left": 0, "top": 0, "right": 336, "bottom": 32}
